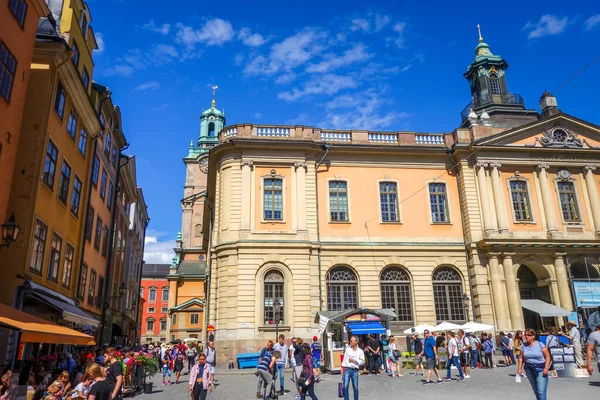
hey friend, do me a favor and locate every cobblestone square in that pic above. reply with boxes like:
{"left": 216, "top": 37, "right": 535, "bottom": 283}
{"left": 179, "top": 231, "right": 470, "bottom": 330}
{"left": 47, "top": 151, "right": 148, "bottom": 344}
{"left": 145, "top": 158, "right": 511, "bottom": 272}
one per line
{"left": 145, "top": 365, "right": 600, "bottom": 400}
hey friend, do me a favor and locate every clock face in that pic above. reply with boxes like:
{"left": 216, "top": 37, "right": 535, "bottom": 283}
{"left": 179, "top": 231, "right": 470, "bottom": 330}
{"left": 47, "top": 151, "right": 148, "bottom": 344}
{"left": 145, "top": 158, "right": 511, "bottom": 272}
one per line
{"left": 199, "top": 157, "right": 209, "bottom": 174}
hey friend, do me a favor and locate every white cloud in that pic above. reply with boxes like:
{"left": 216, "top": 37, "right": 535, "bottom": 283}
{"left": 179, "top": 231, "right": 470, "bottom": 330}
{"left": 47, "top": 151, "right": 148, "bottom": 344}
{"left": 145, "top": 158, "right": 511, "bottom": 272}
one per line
{"left": 143, "top": 20, "right": 171, "bottom": 35}
{"left": 305, "top": 43, "right": 372, "bottom": 73}
{"left": 233, "top": 53, "right": 245, "bottom": 65}
{"left": 104, "top": 64, "right": 134, "bottom": 77}
{"left": 254, "top": 112, "right": 263, "bottom": 119}
{"left": 278, "top": 74, "right": 357, "bottom": 101}
{"left": 585, "top": 14, "right": 600, "bottom": 31}
{"left": 133, "top": 81, "right": 160, "bottom": 91}
{"left": 176, "top": 18, "right": 234, "bottom": 47}
{"left": 388, "top": 22, "right": 407, "bottom": 48}
{"left": 237, "top": 27, "right": 268, "bottom": 47}
{"left": 401, "top": 64, "right": 412, "bottom": 72}
{"left": 323, "top": 89, "right": 409, "bottom": 130}
{"left": 524, "top": 15, "right": 569, "bottom": 39}
{"left": 349, "top": 13, "right": 391, "bottom": 33}
{"left": 143, "top": 235, "right": 175, "bottom": 264}
{"left": 350, "top": 18, "right": 370, "bottom": 32}
{"left": 154, "top": 44, "right": 178, "bottom": 58}
{"left": 102, "top": 45, "right": 179, "bottom": 77}
{"left": 95, "top": 32, "right": 105, "bottom": 54}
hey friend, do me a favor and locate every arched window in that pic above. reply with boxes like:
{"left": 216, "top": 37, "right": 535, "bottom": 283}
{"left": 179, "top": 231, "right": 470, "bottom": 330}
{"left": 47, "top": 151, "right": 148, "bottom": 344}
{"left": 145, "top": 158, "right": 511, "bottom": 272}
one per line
{"left": 570, "top": 262, "right": 600, "bottom": 280}
{"left": 194, "top": 224, "right": 202, "bottom": 237}
{"left": 380, "top": 266, "right": 412, "bottom": 322}
{"left": 489, "top": 73, "right": 500, "bottom": 94}
{"left": 264, "top": 270, "right": 284, "bottom": 325}
{"left": 208, "top": 122, "right": 215, "bottom": 137}
{"left": 432, "top": 266, "right": 465, "bottom": 322}
{"left": 327, "top": 266, "right": 358, "bottom": 311}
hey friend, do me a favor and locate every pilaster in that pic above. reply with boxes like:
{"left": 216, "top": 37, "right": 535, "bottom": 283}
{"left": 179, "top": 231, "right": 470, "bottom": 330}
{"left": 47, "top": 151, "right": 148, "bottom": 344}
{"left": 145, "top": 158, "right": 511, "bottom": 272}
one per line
{"left": 295, "top": 161, "right": 308, "bottom": 231}
{"left": 536, "top": 164, "right": 558, "bottom": 233}
{"left": 583, "top": 165, "right": 600, "bottom": 234}
{"left": 489, "top": 162, "right": 509, "bottom": 232}
{"left": 476, "top": 162, "right": 495, "bottom": 233}
{"left": 488, "top": 252, "right": 511, "bottom": 330}
{"left": 553, "top": 253, "right": 574, "bottom": 311}
{"left": 240, "top": 160, "right": 254, "bottom": 231}
{"left": 502, "top": 253, "right": 523, "bottom": 330}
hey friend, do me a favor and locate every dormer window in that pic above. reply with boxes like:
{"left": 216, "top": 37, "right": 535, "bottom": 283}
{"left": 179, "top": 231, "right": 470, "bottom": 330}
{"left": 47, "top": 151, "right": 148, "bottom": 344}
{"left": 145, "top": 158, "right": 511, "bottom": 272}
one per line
{"left": 489, "top": 73, "right": 500, "bottom": 94}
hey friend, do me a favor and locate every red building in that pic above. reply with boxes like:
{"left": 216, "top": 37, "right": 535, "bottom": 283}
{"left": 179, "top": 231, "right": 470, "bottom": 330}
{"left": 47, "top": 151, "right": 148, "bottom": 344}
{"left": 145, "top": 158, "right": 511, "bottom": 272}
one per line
{"left": 140, "top": 264, "right": 170, "bottom": 342}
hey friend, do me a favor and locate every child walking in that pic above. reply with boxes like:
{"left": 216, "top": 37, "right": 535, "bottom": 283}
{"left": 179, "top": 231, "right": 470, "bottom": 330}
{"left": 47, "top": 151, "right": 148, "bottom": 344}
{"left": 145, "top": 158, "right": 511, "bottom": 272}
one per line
{"left": 162, "top": 354, "right": 173, "bottom": 385}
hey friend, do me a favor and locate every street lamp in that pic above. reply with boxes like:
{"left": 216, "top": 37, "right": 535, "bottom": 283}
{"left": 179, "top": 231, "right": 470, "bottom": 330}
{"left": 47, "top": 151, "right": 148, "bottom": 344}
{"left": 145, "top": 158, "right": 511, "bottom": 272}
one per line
{"left": 0, "top": 213, "right": 20, "bottom": 250}
{"left": 119, "top": 283, "right": 127, "bottom": 296}
{"left": 462, "top": 294, "right": 470, "bottom": 322}
{"left": 273, "top": 299, "right": 281, "bottom": 341}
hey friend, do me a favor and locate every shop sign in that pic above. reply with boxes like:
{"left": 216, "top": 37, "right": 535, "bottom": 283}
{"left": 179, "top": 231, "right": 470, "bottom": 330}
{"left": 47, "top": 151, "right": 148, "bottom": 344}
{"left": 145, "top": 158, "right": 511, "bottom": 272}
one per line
{"left": 345, "top": 312, "right": 381, "bottom": 322}
{"left": 573, "top": 281, "right": 600, "bottom": 307}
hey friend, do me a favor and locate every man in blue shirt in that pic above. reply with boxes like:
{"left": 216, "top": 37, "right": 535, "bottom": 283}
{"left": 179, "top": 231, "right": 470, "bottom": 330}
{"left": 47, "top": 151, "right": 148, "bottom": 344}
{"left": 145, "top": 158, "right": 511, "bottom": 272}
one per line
{"left": 257, "top": 341, "right": 275, "bottom": 400}
{"left": 422, "top": 330, "right": 443, "bottom": 384}
{"left": 311, "top": 336, "right": 322, "bottom": 383}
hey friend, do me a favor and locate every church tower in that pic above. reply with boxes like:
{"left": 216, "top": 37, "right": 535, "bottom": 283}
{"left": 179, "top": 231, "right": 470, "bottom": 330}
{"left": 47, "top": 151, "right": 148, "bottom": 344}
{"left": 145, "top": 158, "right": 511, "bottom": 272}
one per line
{"left": 461, "top": 25, "right": 537, "bottom": 128}
{"left": 198, "top": 85, "right": 225, "bottom": 153}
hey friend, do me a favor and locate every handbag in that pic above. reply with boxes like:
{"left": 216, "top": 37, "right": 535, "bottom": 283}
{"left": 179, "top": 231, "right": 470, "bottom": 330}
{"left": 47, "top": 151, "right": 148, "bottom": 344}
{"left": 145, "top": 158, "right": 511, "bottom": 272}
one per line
{"left": 297, "top": 372, "right": 310, "bottom": 388}
{"left": 393, "top": 350, "right": 401, "bottom": 359}
{"left": 338, "top": 382, "right": 344, "bottom": 398}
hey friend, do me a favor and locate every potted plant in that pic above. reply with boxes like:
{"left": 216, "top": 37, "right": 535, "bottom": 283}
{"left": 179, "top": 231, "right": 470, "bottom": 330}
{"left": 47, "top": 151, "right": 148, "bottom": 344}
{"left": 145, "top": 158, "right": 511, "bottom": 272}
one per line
{"left": 136, "top": 354, "right": 159, "bottom": 394}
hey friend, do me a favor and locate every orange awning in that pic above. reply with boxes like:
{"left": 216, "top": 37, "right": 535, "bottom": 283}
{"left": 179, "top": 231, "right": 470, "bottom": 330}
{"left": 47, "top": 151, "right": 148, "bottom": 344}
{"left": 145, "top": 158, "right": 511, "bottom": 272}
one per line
{"left": 0, "top": 303, "right": 96, "bottom": 345}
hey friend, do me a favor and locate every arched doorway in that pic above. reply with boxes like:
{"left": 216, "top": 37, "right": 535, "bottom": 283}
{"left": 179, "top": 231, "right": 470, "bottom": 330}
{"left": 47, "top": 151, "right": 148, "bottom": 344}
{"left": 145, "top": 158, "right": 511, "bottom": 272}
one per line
{"left": 518, "top": 265, "right": 552, "bottom": 331}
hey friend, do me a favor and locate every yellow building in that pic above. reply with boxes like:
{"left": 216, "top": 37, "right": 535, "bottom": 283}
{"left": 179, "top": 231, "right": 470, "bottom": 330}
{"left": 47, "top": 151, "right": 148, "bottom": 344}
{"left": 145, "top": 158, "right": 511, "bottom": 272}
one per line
{"left": 1, "top": 0, "right": 102, "bottom": 364}
{"left": 181, "top": 35, "right": 600, "bottom": 364}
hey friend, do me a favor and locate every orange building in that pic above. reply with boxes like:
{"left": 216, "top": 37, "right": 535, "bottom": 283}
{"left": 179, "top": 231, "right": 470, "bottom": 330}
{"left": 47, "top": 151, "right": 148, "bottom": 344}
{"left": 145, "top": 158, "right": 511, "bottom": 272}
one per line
{"left": 140, "top": 264, "right": 170, "bottom": 343}
{"left": 0, "top": 0, "right": 50, "bottom": 230}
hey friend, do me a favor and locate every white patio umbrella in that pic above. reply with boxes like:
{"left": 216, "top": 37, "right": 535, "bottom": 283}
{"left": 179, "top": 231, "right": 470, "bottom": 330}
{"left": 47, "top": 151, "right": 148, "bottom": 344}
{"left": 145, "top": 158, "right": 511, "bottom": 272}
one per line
{"left": 460, "top": 322, "right": 495, "bottom": 333}
{"left": 184, "top": 337, "right": 199, "bottom": 343}
{"left": 432, "top": 321, "right": 462, "bottom": 332}
{"left": 403, "top": 323, "right": 436, "bottom": 334}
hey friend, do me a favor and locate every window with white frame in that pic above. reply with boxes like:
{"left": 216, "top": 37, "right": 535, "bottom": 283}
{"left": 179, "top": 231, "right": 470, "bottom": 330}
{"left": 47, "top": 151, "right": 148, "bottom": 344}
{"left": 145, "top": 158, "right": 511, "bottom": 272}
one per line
{"left": 558, "top": 181, "right": 580, "bottom": 222}
{"left": 326, "top": 266, "right": 357, "bottom": 311}
{"left": 190, "top": 314, "right": 199, "bottom": 324}
{"left": 264, "top": 270, "right": 284, "bottom": 325}
{"left": 162, "top": 288, "right": 169, "bottom": 302}
{"left": 149, "top": 288, "right": 156, "bottom": 301}
{"left": 379, "top": 182, "right": 399, "bottom": 222}
{"left": 263, "top": 178, "right": 283, "bottom": 220}
{"left": 329, "top": 181, "right": 349, "bottom": 221}
{"left": 432, "top": 267, "right": 465, "bottom": 322}
{"left": 29, "top": 219, "right": 47, "bottom": 274}
{"left": 380, "top": 266, "right": 412, "bottom": 322}
{"left": 510, "top": 180, "right": 532, "bottom": 221}
{"left": 429, "top": 182, "right": 449, "bottom": 223}
{"left": 160, "top": 319, "right": 167, "bottom": 331}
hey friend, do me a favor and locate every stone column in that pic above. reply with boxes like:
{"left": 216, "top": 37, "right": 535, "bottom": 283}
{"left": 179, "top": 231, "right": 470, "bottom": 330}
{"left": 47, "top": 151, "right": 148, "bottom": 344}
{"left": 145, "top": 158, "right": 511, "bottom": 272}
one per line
{"left": 553, "top": 253, "right": 574, "bottom": 311}
{"left": 295, "top": 161, "right": 308, "bottom": 231}
{"left": 476, "top": 162, "right": 495, "bottom": 233}
{"left": 489, "top": 253, "right": 511, "bottom": 330}
{"left": 536, "top": 164, "right": 558, "bottom": 233}
{"left": 502, "top": 253, "right": 524, "bottom": 330}
{"left": 490, "top": 162, "right": 509, "bottom": 232}
{"left": 240, "top": 160, "right": 253, "bottom": 230}
{"left": 583, "top": 165, "right": 600, "bottom": 233}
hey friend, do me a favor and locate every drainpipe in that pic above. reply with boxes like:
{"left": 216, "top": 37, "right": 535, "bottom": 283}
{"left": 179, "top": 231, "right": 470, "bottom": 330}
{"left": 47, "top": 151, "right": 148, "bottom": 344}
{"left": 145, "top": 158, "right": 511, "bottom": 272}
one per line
{"left": 203, "top": 202, "right": 214, "bottom": 344}
{"left": 446, "top": 147, "right": 477, "bottom": 322}
{"left": 314, "top": 143, "right": 331, "bottom": 311}
{"left": 99, "top": 144, "right": 131, "bottom": 345}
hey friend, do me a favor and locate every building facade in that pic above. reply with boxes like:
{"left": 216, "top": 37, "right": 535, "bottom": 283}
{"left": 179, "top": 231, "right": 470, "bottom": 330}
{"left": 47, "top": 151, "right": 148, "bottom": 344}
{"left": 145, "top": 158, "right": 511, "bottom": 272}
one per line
{"left": 140, "top": 264, "right": 170, "bottom": 343}
{"left": 0, "top": 0, "right": 50, "bottom": 227}
{"left": 177, "top": 34, "right": 600, "bottom": 363}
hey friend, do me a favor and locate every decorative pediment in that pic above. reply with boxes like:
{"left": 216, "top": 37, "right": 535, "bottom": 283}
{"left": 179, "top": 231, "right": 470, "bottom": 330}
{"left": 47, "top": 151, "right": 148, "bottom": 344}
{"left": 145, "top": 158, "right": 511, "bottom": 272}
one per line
{"left": 473, "top": 113, "right": 600, "bottom": 149}
{"left": 170, "top": 297, "right": 205, "bottom": 312}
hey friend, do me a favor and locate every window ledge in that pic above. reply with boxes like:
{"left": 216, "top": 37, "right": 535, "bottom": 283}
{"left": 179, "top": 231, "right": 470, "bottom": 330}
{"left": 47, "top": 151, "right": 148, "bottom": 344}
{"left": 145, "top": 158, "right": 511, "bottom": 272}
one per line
{"left": 431, "top": 222, "right": 452, "bottom": 225}
{"left": 261, "top": 220, "right": 286, "bottom": 224}
{"left": 258, "top": 325, "right": 291, "bottom": 332}
{"left": 329, "top": 221, "right": 351, "bottom": 224}
{"left": 380, "top": 221, "right": 402, "bottom": 225}
{"left": 513, "top": 220, "right": 536, "bottom": 225}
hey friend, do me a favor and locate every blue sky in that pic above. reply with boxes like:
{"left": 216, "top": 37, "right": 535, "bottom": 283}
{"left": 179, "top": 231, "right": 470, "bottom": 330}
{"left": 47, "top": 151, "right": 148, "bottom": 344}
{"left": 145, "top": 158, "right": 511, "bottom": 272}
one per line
{"left": 86, "top": 0, "right": 600, "bottom": 263}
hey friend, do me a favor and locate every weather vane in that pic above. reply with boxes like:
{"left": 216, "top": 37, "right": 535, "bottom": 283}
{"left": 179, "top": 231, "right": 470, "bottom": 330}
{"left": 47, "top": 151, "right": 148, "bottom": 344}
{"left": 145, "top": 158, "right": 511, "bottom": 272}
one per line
{"left": 212, "top": 85, "right": 218, "bottom": 106}
{"left": 477, "top": 24, "right": 483, "bottom": 43}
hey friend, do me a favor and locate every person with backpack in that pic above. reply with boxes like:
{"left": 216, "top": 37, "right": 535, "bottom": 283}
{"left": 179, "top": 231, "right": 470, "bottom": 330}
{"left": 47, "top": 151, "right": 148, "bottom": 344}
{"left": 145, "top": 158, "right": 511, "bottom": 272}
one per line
{"left": 518, "top": 329, "right": 551, "bottom": 400}
{"left": 469, "top": 333, "right": 481, "bottom": 369}
{"left": 482, "top": 337, "right": 494, "bottom": 369}
{"left": 545, "top": 328, "right": 559, "bottom": 348}
{"left": 457, "top": 330, "right": 471, "bottom": 378}
{"left": 187, "top": 346, "right": 198, "bottom": 374}
{"left": 310, "top": 336, "right": 322, "bottom": 383}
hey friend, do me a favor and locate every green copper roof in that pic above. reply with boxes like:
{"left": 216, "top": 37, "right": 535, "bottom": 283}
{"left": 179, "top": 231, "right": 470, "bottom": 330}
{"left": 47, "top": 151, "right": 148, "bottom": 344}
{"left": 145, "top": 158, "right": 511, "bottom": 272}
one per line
{"left": 465, "top": 39, "right": 508, "bottom": 77}
{"left": 202, "top": 101, "right": 223, "bottom": 117}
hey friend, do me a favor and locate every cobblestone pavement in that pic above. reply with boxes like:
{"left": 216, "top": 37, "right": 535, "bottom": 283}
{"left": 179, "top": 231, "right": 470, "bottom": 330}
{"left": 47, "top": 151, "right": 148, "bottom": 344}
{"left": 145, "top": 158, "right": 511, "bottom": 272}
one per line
{"left": 143, "top": 365, "right": 600, "bottom": 400}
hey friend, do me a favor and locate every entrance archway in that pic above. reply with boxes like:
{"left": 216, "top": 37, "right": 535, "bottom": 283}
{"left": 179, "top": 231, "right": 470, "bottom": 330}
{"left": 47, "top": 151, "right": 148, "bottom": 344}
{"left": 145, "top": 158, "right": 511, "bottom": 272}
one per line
{"left": 518, "top": 265, "right": 552, "bottom": 331}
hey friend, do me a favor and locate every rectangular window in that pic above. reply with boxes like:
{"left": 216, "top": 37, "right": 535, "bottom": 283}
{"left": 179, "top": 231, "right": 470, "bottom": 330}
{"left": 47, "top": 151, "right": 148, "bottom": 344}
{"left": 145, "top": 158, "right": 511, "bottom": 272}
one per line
{"left": 146, "top": 320, "right": 154, "bottom": 331}
{"left": 0, "top": 41, "right": 18, "bottom": 102}
{"left": 47, "top": 233, "right": 62, "bottom": 282}
{"left": 54, "top": 81, "right": 66, "bottom": 119}
{"left": 104, "top": 132, "right": 111, "bottom": 155}
{"left": 71, "top": 176, "right": 82, "bottom": 216}
{"left": 111, "top": 146, "right": 117, "bottom": 167}
{"left": 510, "top": 181, "right": 532, "bottom": 221}
{"left": 29, "top": 219, "right": 47, "bottom": 274}
{"left": 78, "top": 129, "right": 87, "bottom": 157}
{"left": 101, "top": 226, "right": 109, "bottom": 257}
{"left": 91, "top": 154, "right": 100, "bottom": 187}
{"left": 148, "top": 307, "right": 155, "bottom": 313}
{"left": 100, "top": 169, "right": 107, "bottom": 199}
{"left": 263, "top": 178, "right": 283, "bottom": 220}
{"left": 149, "top": 288, "right": 156, "bottom": 301}
{"left": 97, "top": 277, "right": 104, "bottom": 308}
{"left": 172, "top": 314, "right": 177, "bottom": 325}
{"left": 329, "top": 181, "right": 349, "bottom": 221}
{"left": 61, "top": 244, "right": 74, "bottom": 289}
{"left": 161, "top": 306, "right": 168, "bottom": 313}
{"left": 107, "top": 181, "right": 113, "bottom": 209}
{"left": 67, "top": 109, "right": 78, "bottom": 139}
{"left": 190, "top": 314, "right": 199, "bottom": 324}
{"left": 162, "top": 288, "right": 169, "bottom": 302}
{"left": 42, "top": 140, "right": 59, "bottom": 190}
{"left": 79, "top": 14, "right": 88, "bottom": 39}
{"left": 558, "top": 182, "right": 580, "bottom": 222}
{"left": 489, "top": 76, "right": 500, "bottom": 95}
{"left": 429, "top": 182, "right": 450, "bottom": 223}
{"left": 84, "top": 205, "right": 94, "bottom": 241}
{"left": 379, "top": 182, "right": 399, "bottom": 222}
{"left": 94, "top": 217, "right": 102, "bottom": 250}
{"left": 81, "top": 67, "right": 90, "bottom": 91}
{"left": 160, "top": 319, "right": 167, "bottom": 331}
{"left": 88, "top": 270, "right": 96, "bottom": 305}
{"left": 71, "top": 41, "right": 80, "bottom": 67}
{"left": 77, "top": 264, "right": 87, "bottom": 300}
{"left": 8, "top": 0, "right": 27, "bottom": 27}
{"left": 57, "top": 160, "right": 71, "bottom": 204}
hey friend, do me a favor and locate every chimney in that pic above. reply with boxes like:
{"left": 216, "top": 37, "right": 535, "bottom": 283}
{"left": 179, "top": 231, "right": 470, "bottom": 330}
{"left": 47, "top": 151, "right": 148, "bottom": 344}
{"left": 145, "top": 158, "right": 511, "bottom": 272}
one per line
{"left": 539, "top": 91, "right": 559, "bottom": 118}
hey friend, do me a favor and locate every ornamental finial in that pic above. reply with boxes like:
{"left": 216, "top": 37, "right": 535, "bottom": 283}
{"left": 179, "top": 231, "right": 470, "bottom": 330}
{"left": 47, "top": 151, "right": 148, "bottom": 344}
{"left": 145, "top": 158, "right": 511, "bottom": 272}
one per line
{"left": 477, "top": 24, "right": 483, "bottom": 43}
{"left": 211, "top": 85, "right": 218, "bottom": 107}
